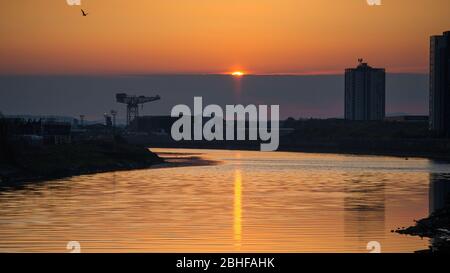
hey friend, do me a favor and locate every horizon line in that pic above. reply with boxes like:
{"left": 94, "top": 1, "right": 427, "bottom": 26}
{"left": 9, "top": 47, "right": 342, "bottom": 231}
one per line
{"left": 0, "top": 71, "right": 429, "bottom": 77}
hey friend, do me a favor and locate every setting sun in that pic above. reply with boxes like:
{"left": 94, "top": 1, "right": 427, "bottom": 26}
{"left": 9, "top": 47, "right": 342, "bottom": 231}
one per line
{"left": 232, "top": 71, "right": 245, "bottom": 77}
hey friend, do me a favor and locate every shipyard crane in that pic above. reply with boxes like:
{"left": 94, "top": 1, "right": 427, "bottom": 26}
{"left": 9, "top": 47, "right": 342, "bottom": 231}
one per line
{"left": 116, "top": 93, "right": 161, "bottom": 126}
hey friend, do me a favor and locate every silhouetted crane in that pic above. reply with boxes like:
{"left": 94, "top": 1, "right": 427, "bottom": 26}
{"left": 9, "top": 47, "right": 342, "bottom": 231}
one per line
{"left": 116, "top": 93, "right": 161, "bottom": 126}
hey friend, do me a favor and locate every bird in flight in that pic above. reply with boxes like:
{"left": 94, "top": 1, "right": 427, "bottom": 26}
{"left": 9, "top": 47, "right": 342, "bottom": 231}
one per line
{"left": 81, "top": 9, "right": 88, "bottom": 16}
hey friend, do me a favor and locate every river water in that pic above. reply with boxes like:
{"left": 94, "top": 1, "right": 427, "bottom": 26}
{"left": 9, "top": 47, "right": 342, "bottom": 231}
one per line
{"left": 1, "top": 148, "right": 450, "bottom": 253}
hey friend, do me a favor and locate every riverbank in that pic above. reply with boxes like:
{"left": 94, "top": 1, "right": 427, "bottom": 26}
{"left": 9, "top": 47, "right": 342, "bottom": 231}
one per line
{"left": 127, "top": 119, "right": 450, "bottom": 161}
{"left": 153, "top": 151, "right": 221, "bottom": 168}
{"left": 145, "top": 142, "right": 450, "bottom": 162}
{"left": 395, "top": 207, "right": 450, "bottom": 253}
{"left": 0, "top": 140, "right": 165, "bottom": 189}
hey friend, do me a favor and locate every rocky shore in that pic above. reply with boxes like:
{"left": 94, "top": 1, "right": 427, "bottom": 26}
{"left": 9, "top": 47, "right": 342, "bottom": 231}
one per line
{"left": 395, "top": 207, "right": 450, "bottom": 253}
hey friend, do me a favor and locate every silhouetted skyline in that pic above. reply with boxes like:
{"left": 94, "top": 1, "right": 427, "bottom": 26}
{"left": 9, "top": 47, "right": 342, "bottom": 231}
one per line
{"left": 0, "top": 74, "right": 428, "bottom": 121}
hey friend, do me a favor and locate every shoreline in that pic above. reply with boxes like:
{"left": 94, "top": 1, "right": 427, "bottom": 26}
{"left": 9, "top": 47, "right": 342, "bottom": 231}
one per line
{"left": 0, "top": 140, "right": 164, "bottom": 190}
{"left": 147, "top": 144, "right": 450, "bottom": 162}
{"left": 0, "top": 162, "right": 162, "bottom": 190}
{"left": 395, "top": 207, "right": 450, "bottom": 253}
{"left": 280, "top": 147, "right": 450, "bottom": 162}
{"left": 2, "top": 145, "right": 449, "bottom": 191}
{"left": 0, "top": 150, "right": 220, "bottom": 191}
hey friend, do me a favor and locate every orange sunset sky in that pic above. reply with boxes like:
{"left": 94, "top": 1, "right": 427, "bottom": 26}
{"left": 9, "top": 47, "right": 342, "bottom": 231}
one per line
{"left": 1, "top": 0, "right": 449, "bottom": 75}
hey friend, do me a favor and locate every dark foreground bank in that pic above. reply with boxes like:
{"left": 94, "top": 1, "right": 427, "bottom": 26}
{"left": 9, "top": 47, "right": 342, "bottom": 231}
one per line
{"left": 395, "top": 207, "right": 450, "bottom": 253}
{"left": 0, "top": 140, "right": 164, "bottom": 189}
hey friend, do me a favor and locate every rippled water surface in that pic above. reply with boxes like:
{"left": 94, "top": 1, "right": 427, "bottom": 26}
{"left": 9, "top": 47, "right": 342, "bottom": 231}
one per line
{"left": 1, "top": 148, "right": 450, "bottom": 253}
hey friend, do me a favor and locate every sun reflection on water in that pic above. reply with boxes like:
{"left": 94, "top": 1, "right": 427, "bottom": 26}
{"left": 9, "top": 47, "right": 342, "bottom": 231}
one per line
{"left": 234, "top": 169, "right": 242, "bottom": 249}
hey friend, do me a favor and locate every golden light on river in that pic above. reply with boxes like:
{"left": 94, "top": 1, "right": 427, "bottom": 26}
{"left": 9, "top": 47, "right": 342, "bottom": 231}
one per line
{"left": 234, "top": 169, "right": 242, "bottom": 249}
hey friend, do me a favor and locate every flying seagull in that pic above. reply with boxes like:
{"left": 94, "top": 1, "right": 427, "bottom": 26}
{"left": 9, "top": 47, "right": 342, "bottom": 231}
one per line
{"left": 81, "top": 9, "right": 88, "bottom": 16}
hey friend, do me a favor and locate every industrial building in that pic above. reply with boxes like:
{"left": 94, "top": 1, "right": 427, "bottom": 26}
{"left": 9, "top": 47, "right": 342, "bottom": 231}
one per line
{"left": 0, "top": 118, "right": 72, "bottom": 145}
{"left": 130, "top": 116, "right": 176, "bottom": 135}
